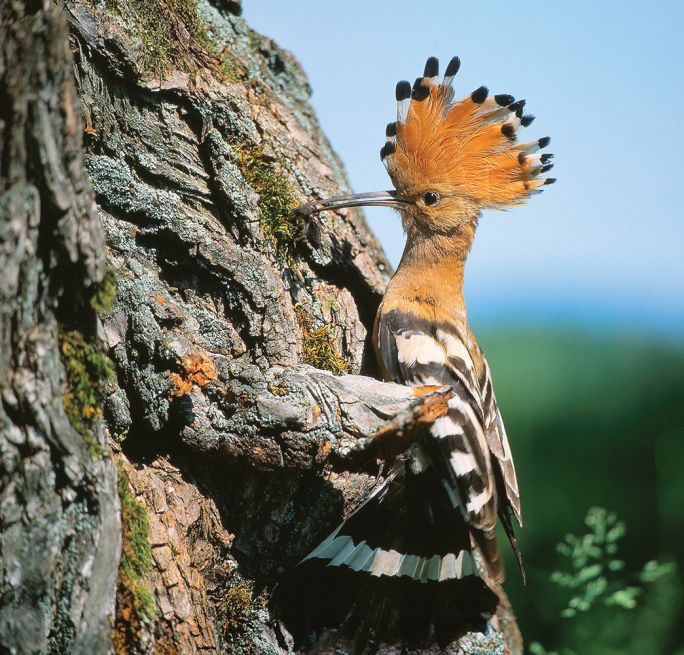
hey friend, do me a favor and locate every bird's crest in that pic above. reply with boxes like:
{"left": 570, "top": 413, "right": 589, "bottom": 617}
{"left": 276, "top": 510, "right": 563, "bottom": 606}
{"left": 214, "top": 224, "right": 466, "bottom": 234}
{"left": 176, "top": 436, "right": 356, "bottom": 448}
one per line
{"left": 381, "top": 56, "right": 555, "bottom": 208}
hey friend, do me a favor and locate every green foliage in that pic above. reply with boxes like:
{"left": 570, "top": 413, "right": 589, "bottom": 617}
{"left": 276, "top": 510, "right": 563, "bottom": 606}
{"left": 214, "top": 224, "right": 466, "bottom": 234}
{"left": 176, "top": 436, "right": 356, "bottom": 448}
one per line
{"left": 113, "top": 463, "right": 155, "bottom": 654}
{"left": 529, "top": 642, "right": 574, "bottom": 655}
{"left": 477, "top": 328, "right": 684, "bottom": 654}
{"left": 551, "top": 507, "right": 621, "bottom": 616}
{"left": 639, "top": 559, "right": 676, "bottom": 584}
{"left": 551, "top": 508, "right": 675, "bottom": 618}
{"left": 528, "top": 507, "right": 677, "bottom": 655}
{"left": 60, "top": 329, "right": 116, "bottom": 457}
{"left": 235, "top": 146, "right": 302, "bottom": 264}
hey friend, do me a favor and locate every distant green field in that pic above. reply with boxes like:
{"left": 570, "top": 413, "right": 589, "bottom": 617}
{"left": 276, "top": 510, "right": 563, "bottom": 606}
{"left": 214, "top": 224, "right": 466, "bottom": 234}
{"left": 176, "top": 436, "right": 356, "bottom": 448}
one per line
{"left": 477, "top": 328, "right": 684, "bottom": 655}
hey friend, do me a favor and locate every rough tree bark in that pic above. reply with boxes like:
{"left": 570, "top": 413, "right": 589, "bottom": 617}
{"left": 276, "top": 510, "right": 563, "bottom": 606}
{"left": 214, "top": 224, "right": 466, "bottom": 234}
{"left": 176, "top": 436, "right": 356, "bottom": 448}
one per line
{"left": 0, "top": 1, "right": 522, "bottom": 654}
{"left": 0, "top": 2, "right": 119, "bottom": 653}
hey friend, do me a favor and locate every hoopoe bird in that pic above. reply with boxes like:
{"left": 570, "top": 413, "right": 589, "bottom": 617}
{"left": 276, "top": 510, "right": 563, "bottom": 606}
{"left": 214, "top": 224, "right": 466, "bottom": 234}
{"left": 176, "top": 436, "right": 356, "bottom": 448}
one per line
{"left": 275, "top": 55, "right": 554, "bottom": 652}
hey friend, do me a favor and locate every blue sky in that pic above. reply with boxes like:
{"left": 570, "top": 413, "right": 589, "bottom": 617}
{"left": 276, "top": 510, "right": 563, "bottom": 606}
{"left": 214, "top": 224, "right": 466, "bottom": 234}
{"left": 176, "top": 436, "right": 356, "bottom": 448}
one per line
{"left": 243, "top": 1, "right": 684, "bottom": 340}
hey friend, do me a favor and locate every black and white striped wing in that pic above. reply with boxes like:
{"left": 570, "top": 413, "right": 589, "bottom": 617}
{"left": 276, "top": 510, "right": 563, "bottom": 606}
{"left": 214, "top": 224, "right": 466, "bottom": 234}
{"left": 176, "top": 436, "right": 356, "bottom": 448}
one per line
{"left": 482, "top": 359, "right": 522, "bottom": 526}
{"left": 375, "top": 310, "right": 499, "bottom": 536}
{"left": 376, "top": 311, "right": 482, "bottom": 405}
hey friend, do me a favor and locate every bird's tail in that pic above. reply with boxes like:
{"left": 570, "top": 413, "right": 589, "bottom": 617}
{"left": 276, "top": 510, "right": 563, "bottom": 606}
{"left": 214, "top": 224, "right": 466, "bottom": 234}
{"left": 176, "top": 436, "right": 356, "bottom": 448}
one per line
{"left": 272, "top": 457, "right": 499, "bottom": 653}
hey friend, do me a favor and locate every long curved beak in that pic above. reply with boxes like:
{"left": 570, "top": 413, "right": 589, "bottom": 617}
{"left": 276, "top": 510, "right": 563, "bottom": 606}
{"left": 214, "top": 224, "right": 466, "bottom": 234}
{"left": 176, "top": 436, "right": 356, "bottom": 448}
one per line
{"left": 294, "top": 190, "right": 411, "bottom": 216}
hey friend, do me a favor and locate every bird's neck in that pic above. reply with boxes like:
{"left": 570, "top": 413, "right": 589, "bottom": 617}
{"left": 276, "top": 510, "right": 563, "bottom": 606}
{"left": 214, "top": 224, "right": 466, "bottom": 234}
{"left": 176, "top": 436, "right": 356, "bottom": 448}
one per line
{"left": 386, "top": 221, "right": 477, "bottom": 318}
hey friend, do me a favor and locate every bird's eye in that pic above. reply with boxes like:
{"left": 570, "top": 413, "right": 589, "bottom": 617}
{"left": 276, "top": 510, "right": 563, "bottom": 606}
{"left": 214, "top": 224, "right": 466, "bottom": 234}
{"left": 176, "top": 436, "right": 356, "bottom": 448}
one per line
{"left": 422, "top": 191, "right": 440, "bottom": 206}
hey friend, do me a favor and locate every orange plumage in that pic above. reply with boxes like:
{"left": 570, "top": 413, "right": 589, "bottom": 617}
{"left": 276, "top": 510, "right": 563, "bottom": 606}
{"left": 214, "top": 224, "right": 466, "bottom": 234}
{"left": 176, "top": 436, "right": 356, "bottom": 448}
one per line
{"left": 383, "top": 55, "right": 554, "bottom": 210}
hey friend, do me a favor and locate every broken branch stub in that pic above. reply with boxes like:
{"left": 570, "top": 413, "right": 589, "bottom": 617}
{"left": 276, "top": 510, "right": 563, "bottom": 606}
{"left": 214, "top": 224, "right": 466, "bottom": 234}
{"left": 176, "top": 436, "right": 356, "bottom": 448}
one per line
{"left": 175, "top": 362, "right": 451, "bottom": 472}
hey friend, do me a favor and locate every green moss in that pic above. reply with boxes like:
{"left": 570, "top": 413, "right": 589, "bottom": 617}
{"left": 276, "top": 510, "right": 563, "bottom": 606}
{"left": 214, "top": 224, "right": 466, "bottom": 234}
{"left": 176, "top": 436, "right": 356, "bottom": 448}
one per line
{"left": 113, "top": 463, "right": 155, "bottom": 654}
{"left": 220, "top": 53, "right": 243, "bottom": 83}
{"left": 90, "top": 264, "right": 118, "bottom": 313}
{"left": 222, "top": 578, "right": 254, "bottom": 637}
{"left": 113, "top": 427, "right": 130, "bottom": 443}
{"left": 59, "top": 263, "right": 118, "bottom": 456}
{"left": 219, "top": 576, "right": 265, "bottom": 654}
{"left": 60, "top": 329, "right": 116, "bottom": 457}
{"left": 235, "top": 146, "right": 302, "bottom": 264}
{"left": 296, "top": 308, "right": 349, "bottom": 376}
{"left": 105, "top": 0, "right": 214, "bottom": 78}
{"left": 117, "top": 464, "right": 154, "bottom": 616}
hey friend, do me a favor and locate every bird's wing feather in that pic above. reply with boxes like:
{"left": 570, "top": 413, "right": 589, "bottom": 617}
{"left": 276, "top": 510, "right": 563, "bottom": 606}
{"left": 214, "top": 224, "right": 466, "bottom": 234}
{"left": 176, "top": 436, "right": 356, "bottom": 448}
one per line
{"left": 375, "top": 310, "right": 499, "bottom": 534}
{"left": 482, "top": 359, "right": 522, "bottom": 526}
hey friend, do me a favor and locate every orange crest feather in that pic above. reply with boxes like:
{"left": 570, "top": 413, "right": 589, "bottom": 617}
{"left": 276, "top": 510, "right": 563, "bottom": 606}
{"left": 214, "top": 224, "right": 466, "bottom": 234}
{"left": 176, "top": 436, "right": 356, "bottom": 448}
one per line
{"left": 381, "top": 56, "right": 554, "bottom": 208}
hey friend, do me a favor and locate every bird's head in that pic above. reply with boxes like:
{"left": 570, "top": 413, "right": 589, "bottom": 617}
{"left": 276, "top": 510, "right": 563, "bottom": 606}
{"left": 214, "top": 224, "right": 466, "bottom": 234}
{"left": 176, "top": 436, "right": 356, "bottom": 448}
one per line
{"left": 296, "top": 56, "right": 554, "bottom": 238}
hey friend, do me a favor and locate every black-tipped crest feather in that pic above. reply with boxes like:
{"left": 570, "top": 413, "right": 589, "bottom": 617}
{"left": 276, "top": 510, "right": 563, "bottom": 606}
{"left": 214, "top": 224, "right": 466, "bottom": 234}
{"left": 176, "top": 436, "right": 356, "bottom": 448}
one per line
{"left": 380, "top": 141, "right": 396, "bottom": 160}
{"left": 396, "top": 80, "right": 411, "bottom": 101}
{"left": 444, "top": 56, "right": 461, "bottom": 78}
{"left": 495, "top": 93, "right": 515, "bottom": 106}
{"left": 423, "top": 56, "right": 439, "bottom": 78}
{"left": 508, "top": 99, "right": 526, "bottom": 117}
{"left": 501, "top": 123, "right": 516, "bottom": 140}
{"left": 412, "top": 77, "right": 430, "bottom": 101}
{"left": 471, "top": 85, "right": 488, "bottom": 103}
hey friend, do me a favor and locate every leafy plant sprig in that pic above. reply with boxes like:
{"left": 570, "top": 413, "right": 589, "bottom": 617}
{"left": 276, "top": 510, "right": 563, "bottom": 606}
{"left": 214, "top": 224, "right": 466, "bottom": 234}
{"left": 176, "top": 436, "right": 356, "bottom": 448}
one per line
{"left": 528, "top": 506, "right": 676, "bottom": 655}
{"left": 550, "top": 507, "right": 674, "bottom": 618}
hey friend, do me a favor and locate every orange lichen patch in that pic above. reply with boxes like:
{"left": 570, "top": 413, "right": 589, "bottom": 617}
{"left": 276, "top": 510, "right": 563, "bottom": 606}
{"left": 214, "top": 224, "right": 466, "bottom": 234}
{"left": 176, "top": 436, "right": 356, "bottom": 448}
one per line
{"left": 252, "top": 447, "right": 267, "bottom": 460}
{"left": 412, "top": 392, "right": 453, "bottom": 425}
{"left": 169, "top": 374, "right": 193, "bottom": 397}
{"left": 319, "top": 440, "right": 332, "bottom": 458}
{"left": 183, "top": 351, "right": 217, "bottom": 385}
{"left": 169, "top": 350, "right": 217, "bottom": 397}
{"left": 155, "top": 293, "right": 166, "bottom": 306}
{"left": 84, "top": 126, "right": 97, "bottom": 135}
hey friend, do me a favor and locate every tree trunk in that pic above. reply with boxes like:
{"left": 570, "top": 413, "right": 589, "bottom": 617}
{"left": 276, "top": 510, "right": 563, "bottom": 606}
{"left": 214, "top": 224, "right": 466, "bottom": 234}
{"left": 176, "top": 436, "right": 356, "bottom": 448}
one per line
{"left": 0, "top": 0, "right": 522, "bottom": 653}
{"left": 0, "top": 2, "right": 119, "bottom": 653}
